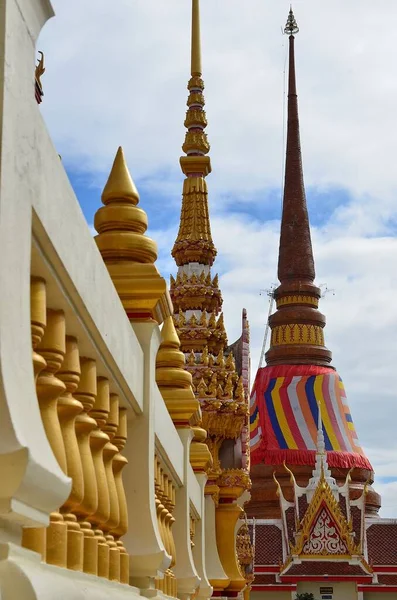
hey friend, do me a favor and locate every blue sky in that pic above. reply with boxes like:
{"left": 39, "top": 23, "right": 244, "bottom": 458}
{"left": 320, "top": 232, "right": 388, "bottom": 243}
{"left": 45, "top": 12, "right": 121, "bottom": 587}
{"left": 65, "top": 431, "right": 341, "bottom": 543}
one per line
{"left": 40, "top": 0, "right": 397, "bottom": 516}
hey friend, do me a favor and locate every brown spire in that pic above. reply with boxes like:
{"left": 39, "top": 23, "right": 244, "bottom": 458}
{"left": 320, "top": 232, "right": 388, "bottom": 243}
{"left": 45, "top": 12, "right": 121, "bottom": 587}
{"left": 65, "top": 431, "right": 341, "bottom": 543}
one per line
{"left": 278, "top": 10, "right": 314, "bottom": 284}
{"left": 265, "top": 9, "right": 332, "bottom": 367}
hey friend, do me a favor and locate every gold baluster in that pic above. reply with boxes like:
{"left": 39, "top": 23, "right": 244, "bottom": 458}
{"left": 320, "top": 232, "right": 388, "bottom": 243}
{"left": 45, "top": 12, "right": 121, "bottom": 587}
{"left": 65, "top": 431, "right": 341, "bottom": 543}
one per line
{"left": 57, "top": 336, "right": 84, "bottom": 571}
{"left": 22, "top": 278, "right": 48, "bottom": 558}
{"left": 74, "top": 357, "right": 99, "bottom": 575}
{"left": 103, "top": 393, "right": 121, "bottom": 582}
{"left": 74, "top": 358, "right": 98, "bottom": 575}
{"left": 30, "top": 277, "right": 47, "bottom": 381}
{"left": 88, "top": 377, "right": 110, "bottom": 578}
{"left": 37, "top": 310, "right": 68, "bottom": 567}
{"left": 155, "top": 458, "right": 165, "bottom": 592}
{"left": 111, "top": 407, "right": 130, "bottom": 584}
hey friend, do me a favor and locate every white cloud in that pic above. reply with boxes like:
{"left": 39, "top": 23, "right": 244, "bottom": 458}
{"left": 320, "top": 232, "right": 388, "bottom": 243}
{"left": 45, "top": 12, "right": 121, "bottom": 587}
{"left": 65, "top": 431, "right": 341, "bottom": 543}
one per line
{"left": 40, "top": 0, "right": 397, "bottom": 516}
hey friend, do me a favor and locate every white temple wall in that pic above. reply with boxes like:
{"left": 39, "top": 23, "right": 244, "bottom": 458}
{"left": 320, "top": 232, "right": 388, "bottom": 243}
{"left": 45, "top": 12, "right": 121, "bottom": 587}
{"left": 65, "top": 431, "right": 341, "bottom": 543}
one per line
{"left": 0, "top": 0, "right": 212, "bottom": 598}
{"left": 296, "top": 580, "right": 357, "bottom": 600}
{"left": 251, "top": 590, "right": 292, "bottom": 600}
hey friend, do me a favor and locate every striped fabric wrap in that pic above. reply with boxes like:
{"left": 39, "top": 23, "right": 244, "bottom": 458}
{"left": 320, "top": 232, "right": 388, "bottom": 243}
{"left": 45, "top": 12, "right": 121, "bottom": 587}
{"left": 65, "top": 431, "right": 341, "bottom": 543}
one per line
{"left": 250, "top": 365, "right": 372, "bottom": 470}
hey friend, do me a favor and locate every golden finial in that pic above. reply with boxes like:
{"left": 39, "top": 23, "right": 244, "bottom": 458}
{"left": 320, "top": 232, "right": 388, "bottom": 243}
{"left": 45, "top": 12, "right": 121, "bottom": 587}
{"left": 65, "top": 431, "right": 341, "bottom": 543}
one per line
{"left": 95, "top": 147, "right": 156, "bottom": 262}
{"left": 212, "top": 274, "right": 219, "bottom": 287}
{"left": 102, "top": 147, "right": 139, "bottom": 204}
{"left": 95, "top": 147, "right": 172, "bottom": 323}
{"left": 191, "top": 0, "right": 202, "bottom": 76}
{"left": 156, "top": 317, "right": 201, "bottom": 427}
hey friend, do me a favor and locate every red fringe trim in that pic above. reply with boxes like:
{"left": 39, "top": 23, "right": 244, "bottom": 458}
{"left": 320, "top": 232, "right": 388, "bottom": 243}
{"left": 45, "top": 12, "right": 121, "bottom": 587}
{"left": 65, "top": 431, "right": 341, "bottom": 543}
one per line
{"left": 251, "top": 447, "right": 372, "bottom": 471}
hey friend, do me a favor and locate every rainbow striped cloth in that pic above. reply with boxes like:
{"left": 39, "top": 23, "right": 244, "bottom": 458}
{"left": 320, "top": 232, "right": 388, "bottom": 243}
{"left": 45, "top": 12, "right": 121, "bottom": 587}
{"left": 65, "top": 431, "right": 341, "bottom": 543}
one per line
{"left": 250, "top": 365, "right": 372, "bottom": 470}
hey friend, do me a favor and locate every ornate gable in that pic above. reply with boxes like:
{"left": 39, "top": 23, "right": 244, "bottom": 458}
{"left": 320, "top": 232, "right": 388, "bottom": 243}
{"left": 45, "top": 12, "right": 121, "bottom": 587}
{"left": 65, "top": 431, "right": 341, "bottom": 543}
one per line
{"left": 290, "top": 476, "right": 358, "bottom": 559}
{"left": 301, "top": 503, "right": 348, "bottom": 556}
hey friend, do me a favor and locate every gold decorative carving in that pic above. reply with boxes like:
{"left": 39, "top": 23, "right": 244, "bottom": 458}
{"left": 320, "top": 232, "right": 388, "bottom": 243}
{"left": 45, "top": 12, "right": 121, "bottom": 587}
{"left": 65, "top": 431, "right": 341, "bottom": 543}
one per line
{"left": 187, "top": 91, "right": 205, "bottom": 107}
{"left": 182, "top": 131, "right": 210, "bottom": 156}
{"left": 218, "top": 469, "right": 251, "bottom": 496}
{"left": 276, "top": 294, "right": 319, "bottom": 308}
{"left": 271, "top": 323, "right": 324, "bottom": 346}
{"left": 184, "top": 108, "right": 208, "bottom": 129}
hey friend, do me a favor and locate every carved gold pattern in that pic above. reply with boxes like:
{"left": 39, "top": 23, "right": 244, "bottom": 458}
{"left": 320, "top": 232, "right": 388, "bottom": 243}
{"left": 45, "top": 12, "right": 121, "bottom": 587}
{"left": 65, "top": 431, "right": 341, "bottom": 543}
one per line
{"left": 276, "top": 294, "right": 319, "bottom": 308}
{"left": 283, "top": 466, "right": 371, "bottom": 573}
{"left": 182, "top": 131, "right": 210, "bottom": 155}
{"left": 271, "top": 323, "right": 324, "bottom": 346}
{"left": 172, "top": 177, "right": 216, "bottom": 267}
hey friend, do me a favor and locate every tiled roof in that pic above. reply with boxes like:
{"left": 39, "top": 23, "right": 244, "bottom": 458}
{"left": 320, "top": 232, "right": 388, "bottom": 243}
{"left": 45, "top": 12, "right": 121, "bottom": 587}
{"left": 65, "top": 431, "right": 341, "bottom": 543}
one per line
{"left": 255, "top": 524, "right": 283, "bottom": 565}
{"left": 285, "top": 506, "right": 296, "bottom": 545}
{"left": 351, "top": 505, "right": 362, "bottom": 548}
{"left": 252, "top": 574, "right": 277, "bottom": 585}
{"left": 377, "top": 575, "right": 397, "bottom": 585}
{"left": 298, "top": 495, "right": 308, "bottom": 520}
{"left": 283, "top": 562, "right": 370, "bottom": 576}
{"left": 367, "top": 523, "right": 397, "bottom": 565}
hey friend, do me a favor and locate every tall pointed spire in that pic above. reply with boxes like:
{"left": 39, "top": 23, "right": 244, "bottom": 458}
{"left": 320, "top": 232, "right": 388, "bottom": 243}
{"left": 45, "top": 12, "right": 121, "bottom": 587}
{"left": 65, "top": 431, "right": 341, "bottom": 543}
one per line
{"left": 265, "top": 9, "right": 332, "bottom": 367}
{"left": 172, "top": 0, "right": 216, "bottom": 267}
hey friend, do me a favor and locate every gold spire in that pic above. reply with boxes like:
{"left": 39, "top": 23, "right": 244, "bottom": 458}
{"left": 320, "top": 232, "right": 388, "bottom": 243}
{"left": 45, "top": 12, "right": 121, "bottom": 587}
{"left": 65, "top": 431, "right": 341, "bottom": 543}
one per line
{"left": 172, "top": 0, "right": 216, "bottom": 267}
{"left": 95, "top": 147, "right": 172, "bottom": 323}
{"left": 191, "top": 0, "right": 202, "bottom": 77}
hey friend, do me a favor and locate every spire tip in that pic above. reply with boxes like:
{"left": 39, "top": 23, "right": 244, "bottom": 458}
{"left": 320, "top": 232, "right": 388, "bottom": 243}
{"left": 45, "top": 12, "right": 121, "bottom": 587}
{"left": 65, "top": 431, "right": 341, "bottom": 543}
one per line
{"left": 284, "top": 7, "right": 299, "bottom": 36}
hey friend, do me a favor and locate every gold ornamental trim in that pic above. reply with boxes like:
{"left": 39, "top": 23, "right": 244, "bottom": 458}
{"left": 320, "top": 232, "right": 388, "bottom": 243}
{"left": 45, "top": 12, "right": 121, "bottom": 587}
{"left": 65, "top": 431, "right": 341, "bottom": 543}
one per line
{"left": 271, "top": 323, "right": 324, "bottom": 346}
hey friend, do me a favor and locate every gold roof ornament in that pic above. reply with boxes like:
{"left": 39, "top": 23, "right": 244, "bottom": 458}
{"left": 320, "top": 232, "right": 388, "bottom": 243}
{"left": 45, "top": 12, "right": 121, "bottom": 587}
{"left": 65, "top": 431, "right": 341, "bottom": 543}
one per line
{"left": 94, "top": 147, "right": 172, "bottom": 323}
{"left": 35, "top": 51, "right": 45, "bottom": 104}
{"left": 156, "top": 316, "right": 201, "bottom": 428}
